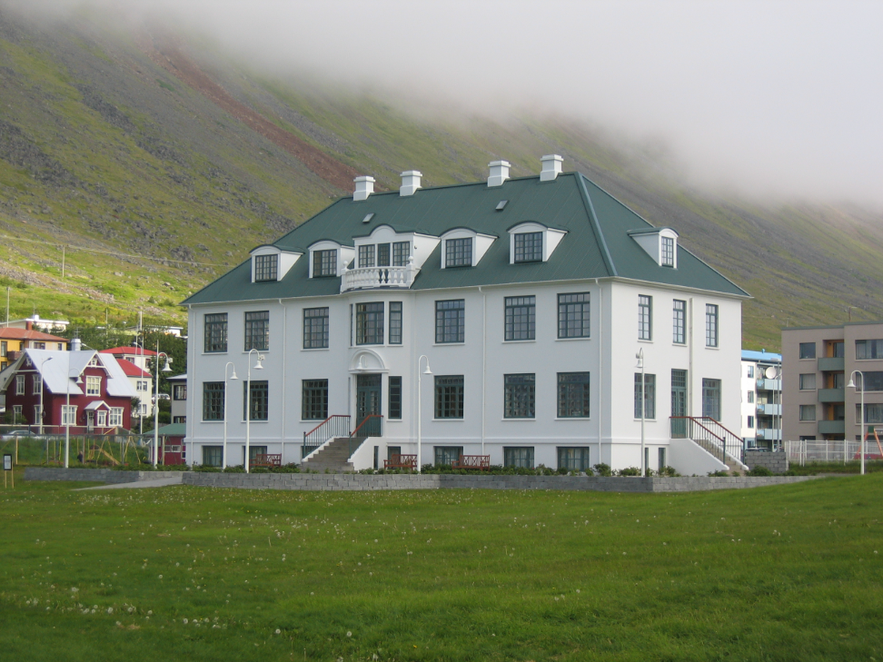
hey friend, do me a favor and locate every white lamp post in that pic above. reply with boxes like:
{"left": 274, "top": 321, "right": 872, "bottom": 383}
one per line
{"left": 636, "top": 348, "right": 646, "bottom": 477}
{"left": 223, "top": 361, "right": 238, "bottom": 470}
{"left": 152, "top": 346, "right": 172, "bottom": 467}
{"left": 245, "top": 348, "right": 264, "bottom": 473}
{"left": 416, "top": 355, "right": 432, "bottom": 473}
{"left": 38, "top": 356, "right": 53, "bottom": 435}
{"left": 847, "top": 370, "right": 866, "bottom": 475}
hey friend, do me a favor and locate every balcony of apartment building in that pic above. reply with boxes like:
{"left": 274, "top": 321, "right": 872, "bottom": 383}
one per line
{"left": 818, "top": 402, "right": 846, "bottom": 437}
{"left": 818, "top": 340, "right": 845, "bottom": 372}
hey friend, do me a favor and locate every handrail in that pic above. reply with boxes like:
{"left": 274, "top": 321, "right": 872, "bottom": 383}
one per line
{"left": 350, "top": 414, "right": 383, "bottom": 439}
{"left": 302, "top": 414, "right": 351, "bottom": 457}
{"left": 671, "top": 416, "right": 745, "bottom": 466}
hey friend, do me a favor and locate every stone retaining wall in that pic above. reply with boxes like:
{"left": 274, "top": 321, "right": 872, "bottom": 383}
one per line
{"left": 744, "top": 450, "right": 789, "bottom": 474}
{"left": 25, "top": 467, "right": 818, "bottom": 492}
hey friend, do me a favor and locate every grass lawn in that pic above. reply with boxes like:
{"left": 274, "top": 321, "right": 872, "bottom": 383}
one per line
{"left": 1, "top": 474, "right": 882, "bottom": 661}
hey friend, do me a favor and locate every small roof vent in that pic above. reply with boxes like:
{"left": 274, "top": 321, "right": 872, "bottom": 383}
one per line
{"left": 361, "top": 213, "right": 375, "bottom": 224}
{"left": 495, "top": 200, "right": 508, "bottom": 211}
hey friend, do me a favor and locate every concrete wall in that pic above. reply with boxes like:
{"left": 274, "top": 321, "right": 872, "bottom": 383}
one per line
{"left": 25, "top": 467, "right": 816, "bottom": 492}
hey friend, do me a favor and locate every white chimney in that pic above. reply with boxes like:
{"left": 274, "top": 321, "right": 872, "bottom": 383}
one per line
{"left": 400, "top": 170, "right": 422, "bottom": 196}
{"left": 71, "top": 337, "right": 82, "bottom": 352}
{"left": 488, "top": 160, "right": 510, "bottom": 187}
{"left": 353, "top": 176, "right": 375, "bottom": 201}
{"left": 540, "top": 154, "right": 563, "bottom": 181}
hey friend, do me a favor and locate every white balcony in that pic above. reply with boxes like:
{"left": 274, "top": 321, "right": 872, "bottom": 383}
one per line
{"left": 340, "top": 264, "right": 419, "bottom": 292}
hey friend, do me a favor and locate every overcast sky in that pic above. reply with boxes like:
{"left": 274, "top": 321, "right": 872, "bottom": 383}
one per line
{"left": 14, "top": 0, "right": 883, "bottom": 206}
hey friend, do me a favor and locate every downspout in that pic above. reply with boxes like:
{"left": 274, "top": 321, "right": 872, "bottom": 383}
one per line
{"left": 596, "top": 279, "right": 603, "bottom": 465}
{"left": 688, "top": 297, "right": 694, "bottom": 418}
{"left": 186, "top": 304, "right": 195, "bottom": 466}
{"left": 279, "top": 298, "right": 287, "bottom": 462}
{"left": 479, "top": 286, "right": 486, "bottom": 456}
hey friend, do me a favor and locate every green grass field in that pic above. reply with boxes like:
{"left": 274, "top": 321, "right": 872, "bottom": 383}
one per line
{"left": 1, "top": 475, "right": 882, "bottom": 661}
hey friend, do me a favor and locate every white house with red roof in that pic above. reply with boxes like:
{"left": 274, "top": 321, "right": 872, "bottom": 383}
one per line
{"left": 114, "top": 359, "right": 153, "bottom": 416}
{"left": 99, "top": 346, "right": 157, "bottom": 372}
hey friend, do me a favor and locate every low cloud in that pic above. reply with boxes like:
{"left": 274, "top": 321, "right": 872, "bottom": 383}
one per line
{"left": 9, "top": 0, "right": 883, "bottom": 206}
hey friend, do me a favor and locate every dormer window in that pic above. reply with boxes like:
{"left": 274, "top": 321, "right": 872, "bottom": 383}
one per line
{"left": 514, "top": 232, "right": 543, "bottom": 263}
{"left": 313, "top": 249, "right": 338, "bottom": 277}
{"left": 628, "top": 227, "right": 679, "bottom": 269}
{"left": 445, "top": 237, "right": 472, "bottom": 268}
{"left": 661, "top": 236, "right": 674, "bottom": 267}
{"left": 507, "top": 222, "right": 566, "bottom": 264}
{"left": 358, "top": 245, "right": 375, "bottom": 268}
{"left": 250, "top": 245, "right": 301, "bottom": 282}
{"left": 254, "top": 254, "right": 278, "bottom": 281}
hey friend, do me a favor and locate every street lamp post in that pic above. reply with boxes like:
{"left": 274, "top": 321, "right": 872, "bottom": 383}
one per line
{"left": 38, "top": 356, "right": 53, "bottom": 435}
{"left": 636, "top": 348, "right": 646, "bottom": 477}
{"left": 245, "top": 349, "right": 264, "bottom": 473}
{"left": 223, "top": 362, "right": 238, "bottom": 470}
{"left": 847, "top": 370, "right": 866, "bottom": 475}
{"left": 416, "top": 355, "right": 432, "bottom": 473}
{"left": 152, "top": 346, "right": 172, "bottom": 467}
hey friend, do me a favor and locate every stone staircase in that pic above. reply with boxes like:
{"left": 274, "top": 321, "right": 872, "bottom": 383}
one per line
{"left": 300, "top": 436, "right": 362, "bottom": 473}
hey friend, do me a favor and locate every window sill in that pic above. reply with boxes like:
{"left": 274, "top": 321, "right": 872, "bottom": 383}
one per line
{"left": 434, "top": 341, "right": 466, "bottom": 347}
{"left": 555, "top": 337, "right": 590, "bottom": 342}
{"left": 555, "top": 417, "right": 591, "bottom": 421}
{"left": 301, "top": 347, "right": 330, "bottom": 352}
{"left": 502, "top": 339, "right": 537, "bottom": 344}
{"left": 502, "top": 417, "right": 536, "bottom": 421}
{"left": 431, "top": 418, "right": 465, "bottom": 422}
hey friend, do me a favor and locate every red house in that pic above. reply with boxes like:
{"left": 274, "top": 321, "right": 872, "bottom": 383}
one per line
{"left": 0, "top": 348, "right": 138, "bottom": 433}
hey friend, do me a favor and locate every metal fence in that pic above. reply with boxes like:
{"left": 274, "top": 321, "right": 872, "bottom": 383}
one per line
{"left": 784, "top": 439, "right": 883, "bottom": 465}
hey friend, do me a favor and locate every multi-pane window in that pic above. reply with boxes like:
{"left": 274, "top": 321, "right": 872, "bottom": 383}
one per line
{"left": 747, "top": 415, "right": 755, "bottom": 428}
{"left": 504, "top": 296, "right": 536, "bottom": 341}
{"left": 634, "top": 373, "right": 656, "bottom": 419}
{"left": 557, "top": 372, "right": 590, "bottom": 418}
{"left": 445, "top": 238, "right": 472, "bottom": 267}
{"left": 204, "top": 313, "right": 228, "bottom": 353}
{"left": 672, "top": 299, "right": 686, "bottom": 344}
{"left": 202, "top": 382, "right": 225, "bottom": 421}
{"left": 32, "top": 375, "right": 42, "bottom": 395}
{"left": 434, "top": 446, "right": 464, "bottom": 466}
{"left": 857, "top": 372, "right": 883, "bottom": 391}
{"left": 243, "top": 380, "right": 268, "bottom": 421}
{"left": 377, "top": 243, "right": 391, "bottom": 267}
{"left": 303, "top": 307, "right": 329, "bottom": 349}
{"left": 705, "top": 304, "right": 719, "bottom": 348}
{"left": 514, "top": 232, "right": 543, "bottom": 262}
{"left": 244, "top": 311, "right": 270, "bottom": 351}
{"left": 203, "top": 446, "right": 222, "bottom": 467}
{"left": 747, "top": 366, "right": 755, "bottom": 378}
{"left": 856, "top": 339, "right": 883, "bottom": 360}
{"left": 799, "top": 342, "right": 816, "bottom": 359}
{"left": 799, "top": 404, "right": 816, "bottom": 421}
{"left": 661, "top": 236, "right": 675, "bottom": 267}
{"left": 504, "top": 373, "right": 535, "bottom": 418}
{"left": 638, "top": 295, "right": 652, "bottom": 340}
{"left": 799, "top": 373, "right": 817, "bottom": 390}
{"left": 557, "top": 293, "right": 590, "bottom": 339}
{"left": 302, "top": 379, "right": 328, "bottom": 420}
{"left": 558, "top": 447, "right": 591, "bottom": 472}
{"left": 504, "top": 447, "right": 535, "bottom": 468}
{"left": 254, "top": 254, "right": 278, "bottom": 281}
{"left": 109, "top": 408, "right": 123, "bottom": 427}
{"left": 388, "top": 376, "right": 402, "bottom": 420}
{"left": 15, "top": 375, "right": 24, "bottom": 395}
{"left": 61, "top": 405, "right": 77, "bottom": 426}
{"left": 313, "top": 249, "right": 337, "bottom": 277}
{"left": 747, "top": 391, "right": 755, "bottom": 403}
{"left": 858, "top": 403, "right": 883, "bottom": 424}
{"left": 392, "top": 241, "right": 410, "bottom": 266}
{"left": 173, "top": 384, "right": 187, "bottom": 400}
{"left": 96, "top": 410, "right": 107, "bottom": 427}
{"left": 389, "top": 302, "right": 403, "bottom": 345}
{"left": 436, "top": 300, "right": 465, "bottom": 343}
{"left": 434, "top": 375, "right": 465, "bottom": 419}
{"left": 86, "top": 376, "right": 101, "bottom": 396}
{"left": 358, "top": 244, "right": 376, "bottom": 268}
{"left": 702, "top": 378, "right": 721, "bottom": 421}
{"left": 356, "top": 303, "right": 384, "bottom": 345}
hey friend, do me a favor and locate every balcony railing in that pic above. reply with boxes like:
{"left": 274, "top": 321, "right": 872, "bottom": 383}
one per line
{"left": 340, "top": 264, "right": 419, "bottom": 292}
{"left": 818, "top": 388, "right": 845, "bottom": 403}
{"left": 818, "top": 357, "right": 845, "bottom": 372}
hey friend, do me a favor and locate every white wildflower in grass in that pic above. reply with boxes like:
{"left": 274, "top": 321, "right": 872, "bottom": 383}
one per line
{"left": 275, "top": 629, "right": 281, "bottom": 635}
{"left": 347, "top": 631, "right": 352, "bottom": 637}
{"left": 107, "top": 607, "right": 113, "bottom": 614}
{"left": 183, "top": 619, "right": 188, "bottom": 624}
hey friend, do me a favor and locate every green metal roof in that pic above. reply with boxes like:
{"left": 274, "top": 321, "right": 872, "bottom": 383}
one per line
{"left": 183, "top": 172, "right": 749, "bottom": 305}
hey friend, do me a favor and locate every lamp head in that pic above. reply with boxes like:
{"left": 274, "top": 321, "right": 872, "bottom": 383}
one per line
{"left": 254, "top": 357, "right": 264, "bottom": 370}
{"left": 847, "top": 379, "right": 856, "bottom": 389}
{"left": 423, "top": 365, "right": 433, "bottom": 375}
{"left": 230, "top": 369, "right": 238, "bottom": 381}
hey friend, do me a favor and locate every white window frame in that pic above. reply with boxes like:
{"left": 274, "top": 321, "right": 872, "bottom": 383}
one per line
{"left": 62, "top": 405, "right": 77, "bottom": 426}
{"left": 86, "top": 376, "right": 102, "bottom": 396}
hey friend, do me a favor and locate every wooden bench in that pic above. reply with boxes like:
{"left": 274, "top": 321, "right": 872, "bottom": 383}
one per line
{"left": 252, "top": 453, "right": 282, "bottom": 468}
{"left": 451, "top": 454, "right": 491, "bottom": 470}
{"left": 384, "top": 453, "right": 417, "bottom": 470}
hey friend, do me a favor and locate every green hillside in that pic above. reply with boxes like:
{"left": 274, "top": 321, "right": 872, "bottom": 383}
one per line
{"left": 0, "top": 5, "right": 880, "bottom": 349}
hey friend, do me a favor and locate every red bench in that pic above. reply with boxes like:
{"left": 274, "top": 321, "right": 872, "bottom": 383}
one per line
{"left": 252, "top": 454, "right": 282, "bottom": 468}
{"left": 451, "top": 454, "right": 491, "bottom": 470}
{"left": 384, "top": 453, "right": 417, "bottom": 470}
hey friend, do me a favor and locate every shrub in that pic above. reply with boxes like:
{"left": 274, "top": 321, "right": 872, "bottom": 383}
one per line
{"left": 748, "top": 465, "right": 774, "bottom": 477}
{"left": 658, "top": 465, "right": 680, "bottom": 477}
{"left": 593, "top": 463, "right": 612, "bottom": 477}
{"left": 707, "top": 470, "right": 729, "bottom": 477}
{"left": 617, "top": 466, "right": 641, "bottom": 477}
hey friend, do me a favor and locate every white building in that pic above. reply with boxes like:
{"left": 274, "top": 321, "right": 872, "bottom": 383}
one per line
{"left": 183, "top": 156, "right": 749, "bottom": 474}
{"left": 740, "top": 350, "right": 782, "bottom": 449}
